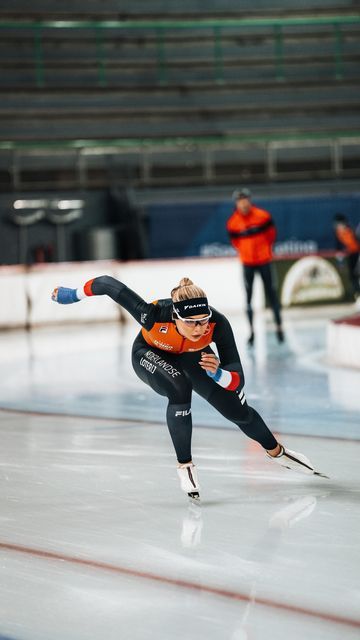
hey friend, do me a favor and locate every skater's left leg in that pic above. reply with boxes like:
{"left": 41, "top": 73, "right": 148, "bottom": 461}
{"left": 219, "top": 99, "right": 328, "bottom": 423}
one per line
{"left": 196, "top": 382, "right": 320, "bottom": 475}
{"left": 187, "top": 361, "right": 278, "bottom": 450}
{"left": 184, "top": 354, "right": 326, "bottom": 478}
{"left": 206, "top": 386, "right": 279, "bottom": 450}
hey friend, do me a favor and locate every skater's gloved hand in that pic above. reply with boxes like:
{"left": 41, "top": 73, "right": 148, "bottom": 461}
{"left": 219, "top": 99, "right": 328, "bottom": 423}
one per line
{"left": 200, "top": 352, "right": 241, "bottom": 391}
{"left": 199, "top": 352, "right": 219, "bottom": 375}
{"left": 51, "top": 286, "right": 80, "bottom": 304}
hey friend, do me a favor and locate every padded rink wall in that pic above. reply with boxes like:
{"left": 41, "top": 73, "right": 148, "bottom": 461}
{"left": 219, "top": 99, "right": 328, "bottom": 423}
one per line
{"left": 327, "top": 314, "right": 360, "bottom": 370}
{"left": 0, "top": 257, "right": 264, "bottom": 329}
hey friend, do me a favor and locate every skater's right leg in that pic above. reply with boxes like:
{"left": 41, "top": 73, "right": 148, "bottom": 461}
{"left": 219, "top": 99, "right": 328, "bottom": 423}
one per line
{"left": 132, "top": 340, "right": 193, "bottom": 461}
{"left": 132, "top": 339, "right": 200, "bottom": 498}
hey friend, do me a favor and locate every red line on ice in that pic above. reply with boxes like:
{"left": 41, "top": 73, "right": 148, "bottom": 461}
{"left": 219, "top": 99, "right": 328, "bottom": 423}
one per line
{"left": 0, "top": 541, "right": 359, "bottom": 630}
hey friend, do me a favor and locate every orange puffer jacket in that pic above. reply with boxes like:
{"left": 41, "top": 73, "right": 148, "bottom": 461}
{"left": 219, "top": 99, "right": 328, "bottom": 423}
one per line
{"left": 227, "top": 205, "right": 276, "bottom": 266}
{"left": 336, "top": 226, "right": 360, "bottom": 254}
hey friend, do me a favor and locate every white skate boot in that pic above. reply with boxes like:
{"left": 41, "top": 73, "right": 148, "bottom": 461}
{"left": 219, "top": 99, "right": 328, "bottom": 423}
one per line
{"left": 268, "top": 445, "right": 328, "bottom": 478}
{"left": 177, "top": 462, "right": 200, "bottom": 502}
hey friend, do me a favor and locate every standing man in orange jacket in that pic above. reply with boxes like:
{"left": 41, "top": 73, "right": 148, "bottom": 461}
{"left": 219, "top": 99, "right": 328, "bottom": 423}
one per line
{"left": 334, "top": 213, "right": 360, "bottom": 301}
{"left": 227, "top": 188, "right": 284, "bottom": 345}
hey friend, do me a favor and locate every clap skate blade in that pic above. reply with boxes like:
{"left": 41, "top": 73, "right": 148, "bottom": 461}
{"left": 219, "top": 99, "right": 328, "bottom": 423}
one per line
{"left": 188, "top": 491, "right": 201, "bottom": 503}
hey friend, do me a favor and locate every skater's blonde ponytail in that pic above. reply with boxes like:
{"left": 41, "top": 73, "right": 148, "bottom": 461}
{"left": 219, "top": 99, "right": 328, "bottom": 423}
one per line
{"left": 171, "top": 277, "right": 206, "bottom": 302}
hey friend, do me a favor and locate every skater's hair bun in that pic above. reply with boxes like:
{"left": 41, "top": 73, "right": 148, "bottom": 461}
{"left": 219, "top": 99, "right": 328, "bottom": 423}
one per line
{"left": 178, "top": 277, "right": 193, "bottom": 288}
{"left": 171, "top": 277, "right": 206, "bottom": 302}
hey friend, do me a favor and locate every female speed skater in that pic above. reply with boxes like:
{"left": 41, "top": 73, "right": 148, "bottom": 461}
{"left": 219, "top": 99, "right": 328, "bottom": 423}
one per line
{"left": 52, "top": 275, "right": 327, "bottom": 501}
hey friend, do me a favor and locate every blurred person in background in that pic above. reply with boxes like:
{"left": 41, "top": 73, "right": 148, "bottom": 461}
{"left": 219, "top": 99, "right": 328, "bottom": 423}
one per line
{"left": 356, "top": 221, "right": 360, "bottom": 244}
{"left": 334, "top": 213, "right": 360, "bottom": 303}
{"left": 227, "top": 188, "right": 284, "bottom": 345}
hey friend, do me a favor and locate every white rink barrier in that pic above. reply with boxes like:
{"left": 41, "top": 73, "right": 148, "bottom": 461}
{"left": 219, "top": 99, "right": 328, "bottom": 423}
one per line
{"left": 0, "top": 257, "right": 264, "bottom": 329}
{"left": 28, "top": 261, "right": 121, "bottom": 327}
{"left": 112, "top": 257, "right": 264, "bottom": 322}
{"left": 0, "top": 266, "right": 28, "bottom": 329}
{"left": 327, "top": 314, "right": 360, "bottom": 369}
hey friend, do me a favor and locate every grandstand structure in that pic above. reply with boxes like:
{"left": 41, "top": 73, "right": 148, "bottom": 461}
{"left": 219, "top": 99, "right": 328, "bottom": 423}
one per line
{"left": 0, "top": 0, "right": 359, "bottom": 191}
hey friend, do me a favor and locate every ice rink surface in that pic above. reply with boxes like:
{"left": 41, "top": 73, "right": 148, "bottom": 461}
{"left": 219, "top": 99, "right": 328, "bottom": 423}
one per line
{"left": 0, "top": 305, "right": 359, "bottom": 640}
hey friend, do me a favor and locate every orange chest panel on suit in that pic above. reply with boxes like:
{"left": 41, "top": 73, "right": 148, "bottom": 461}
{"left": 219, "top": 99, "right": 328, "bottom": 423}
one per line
{"left": 142, "top": 322, "right": 216, "bottom": 354}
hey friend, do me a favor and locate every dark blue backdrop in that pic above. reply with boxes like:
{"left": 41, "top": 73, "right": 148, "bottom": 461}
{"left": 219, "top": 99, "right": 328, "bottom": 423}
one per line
{"left": 147, "top": 193, "right": 360, "bottom": 258}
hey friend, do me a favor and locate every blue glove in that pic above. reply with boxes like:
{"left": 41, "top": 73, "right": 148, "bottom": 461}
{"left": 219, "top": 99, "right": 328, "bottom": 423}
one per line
{"left": 206, "top": 367, "right": 240, "bottom": 391}
{"left": 206, "top": 368, "right": 222, "bottom": 382}
{"left": 53, "top": 286, "right": 80, "bottom": 304}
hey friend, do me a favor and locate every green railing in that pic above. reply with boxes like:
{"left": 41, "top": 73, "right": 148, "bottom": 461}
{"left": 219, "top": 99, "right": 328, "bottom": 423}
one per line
{"left": 0, "top": 15, "right": 360, "bottom": 86}
{"left": 0, "top": 129, "right": 359, "bottom": 152}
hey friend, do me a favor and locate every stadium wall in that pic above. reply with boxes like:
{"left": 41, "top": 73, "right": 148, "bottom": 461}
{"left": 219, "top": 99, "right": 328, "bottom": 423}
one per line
{"left": 0, "top": 257, "right": 263, "bottom": 329}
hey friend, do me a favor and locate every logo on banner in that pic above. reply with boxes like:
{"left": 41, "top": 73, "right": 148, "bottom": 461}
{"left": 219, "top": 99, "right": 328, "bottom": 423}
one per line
{"left": 281, "top": 257, "right": 344, "bottom": 306}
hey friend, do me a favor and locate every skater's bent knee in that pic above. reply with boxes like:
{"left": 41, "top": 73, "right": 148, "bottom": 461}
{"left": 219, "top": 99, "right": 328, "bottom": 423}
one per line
{"left": 167, "top": 380, "right": 192, "bottom": 404}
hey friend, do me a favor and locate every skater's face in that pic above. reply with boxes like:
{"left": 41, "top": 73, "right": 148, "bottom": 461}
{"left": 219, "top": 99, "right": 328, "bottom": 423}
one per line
{"left": 175, "top": 314, "right": 211, "bottom": 341}
{"left": 236, "top": 197, "right": 251, "bottom": 214}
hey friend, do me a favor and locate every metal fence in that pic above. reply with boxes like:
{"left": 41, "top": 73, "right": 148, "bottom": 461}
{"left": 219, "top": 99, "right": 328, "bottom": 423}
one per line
{"left": 1, "top": 130, "right": 360, "bottom": 190}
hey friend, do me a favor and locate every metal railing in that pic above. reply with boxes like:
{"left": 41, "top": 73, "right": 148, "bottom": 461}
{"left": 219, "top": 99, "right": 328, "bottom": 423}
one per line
{"left": 1, "top": 130, "right": 359, "bottom": 189}
{"left": 0, "top": 15, "right": 360, "bottom": 86}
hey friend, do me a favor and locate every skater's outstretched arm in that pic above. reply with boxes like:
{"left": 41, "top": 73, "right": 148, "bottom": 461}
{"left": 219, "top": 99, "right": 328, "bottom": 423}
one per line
{"left": 52, "top": 275, "right": 157, "bottom": 330}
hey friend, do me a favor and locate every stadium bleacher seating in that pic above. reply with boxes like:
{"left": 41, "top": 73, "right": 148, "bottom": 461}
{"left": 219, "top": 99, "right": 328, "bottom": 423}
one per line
{"left": 0, "top": 1, "right": 359, "bottom": 189}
